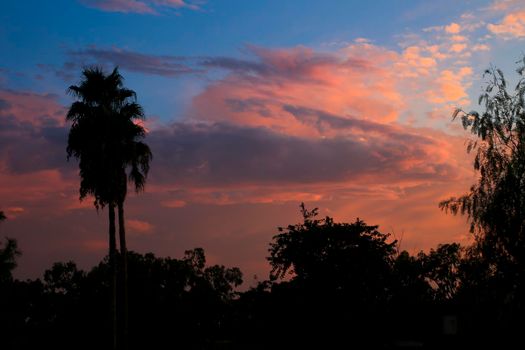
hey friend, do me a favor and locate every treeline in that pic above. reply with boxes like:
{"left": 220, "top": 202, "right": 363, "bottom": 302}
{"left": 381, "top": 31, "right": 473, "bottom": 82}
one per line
{"left": 1, "top": 204, "right": 524, "bottom": 349}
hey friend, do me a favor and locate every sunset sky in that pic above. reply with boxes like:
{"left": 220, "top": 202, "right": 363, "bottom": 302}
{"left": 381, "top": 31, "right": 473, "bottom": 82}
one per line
{"left": 2, "top": 0, "right": 525, "bottom": 283}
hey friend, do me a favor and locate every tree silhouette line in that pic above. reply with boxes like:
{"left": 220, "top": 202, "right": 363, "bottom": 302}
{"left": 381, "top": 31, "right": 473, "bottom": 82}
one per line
{"left": 2, "top": 59, "right": 525, "bottom": 348}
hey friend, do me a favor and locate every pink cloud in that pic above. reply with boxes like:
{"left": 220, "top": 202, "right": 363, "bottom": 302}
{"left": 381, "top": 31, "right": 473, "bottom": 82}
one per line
{"left": 3, "top": 207, "right": 25, "bottom": 219}
{"left": 0, "top": 89, "right": 70, "bottom": 174}
{"left": 82, "top": 239, "right": 108, "bottom": 252}
{"left": 472, "top": 43, "right": 490, "bottom": 51}
{"left": 450, "top": 35, "right": 468, "bottom": 42}
{"left": 425, "top": 67, "right": 472, "bottom": 104}
{"left": 191, "top": 44, "right": 406, "bottom": 133}
{"left": 449, "top": 43, "right": 467, "bottom": 53}
{"left": 190, "top": 42, "right": 476, "bottom": 140}
{"left": 445, "top": 22, "right": 462, "bottom": 34}
{"left": 0, "top": 89, "right": 65, "bottom": 126}
{"left": 161, "top": 199, "right": 187, "bottom": 208}
{"left": 489, "top": 0, "right": 524, "bottom": 12}
{"left": 127, "top": 219, "right": 155, "bottom": 235}
{"left": 488, "top": 10, "right": 525, "bottom": 38}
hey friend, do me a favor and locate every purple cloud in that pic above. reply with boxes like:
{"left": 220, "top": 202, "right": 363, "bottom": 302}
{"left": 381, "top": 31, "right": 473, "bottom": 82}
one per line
{"left": 0, "top": 87, "right": 455, "bottom": 187}
{"left": 0, "top": 90, "right": 70, "bottom": 175}
{"left": 68, "top": 47, "right": 200, "bottom": 77}
{"left": 79, "top": 0, "right": 203, "bottom": 14}
{"left": 147, "top": 121, "right": 456, "bottom": 187}
{"left": 40, "top": 44, "right": 372, "bottom": 82}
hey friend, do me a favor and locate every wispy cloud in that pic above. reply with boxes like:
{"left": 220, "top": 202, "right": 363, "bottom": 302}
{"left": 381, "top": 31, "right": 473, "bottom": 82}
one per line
{"left": 69, "top": 46, "right": 200, "bottom": 76}
{"left": 79, "top": 0, "right": 203, "bottom": 14}
{"left": 127, "top": 219, "right": 155, "bottom": 235}
{"left": 48, "top": 45, "right": 371, "bottom": 82}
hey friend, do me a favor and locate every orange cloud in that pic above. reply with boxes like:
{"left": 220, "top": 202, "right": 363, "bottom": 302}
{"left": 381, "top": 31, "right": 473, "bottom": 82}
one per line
{"left": 161, "top": 199, "right": 187, "bottom": 208}
{"left": 190, "top": 42, "right": 474, "bottom": 138}
{"left": 192, "top": 44, "right": 408, "bottom": 136}
{"left": 82, "top": 239, "right": 108, "bottom": 252}
{"left": 7, "top": 207, "right": 24, "bottom": 214}
{"left": 472, "top": 43, "right": 490, "bottom": 51}
{"left": 489, "top": 0, "right": 521, "bottom": 11}
{"left": 127, "top": 219, "right": 154, "bottom": 235}
{"left": 450, "top": 35, "right": 468, "bottom": 42}
{"left": 445, "top": 22, "right": 462, "bottom": 34}
{"left": 400, "top": 46, "right": 437, "bottom": 76}
{"left": 450, "top": 43, "right": 467, "bottom": 53}
{"left": 425, "top": 67, "right": 472, "bottom": 104}
{"left": 488, "top": 10, "right": 525, "bottom": 38}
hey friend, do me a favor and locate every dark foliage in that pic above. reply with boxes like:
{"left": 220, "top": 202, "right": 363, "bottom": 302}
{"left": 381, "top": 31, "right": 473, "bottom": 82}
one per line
{"left": 2, "top": 202, "right": 525, "bottom": 348}
{"left": 439, "top": 59, "right": 525, "bottom": 344}
{"left": 1, "top": 248, "right": 242, "bottom": 349}
{"left": 440, "top": 60, "right": 525, "bottom": 296}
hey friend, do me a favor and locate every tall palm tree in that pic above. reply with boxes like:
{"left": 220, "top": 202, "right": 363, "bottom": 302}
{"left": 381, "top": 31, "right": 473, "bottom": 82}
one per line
{"left": 66, "top": 67, "right": 151, "bottom": 349}
{"left": 115, "top": 105, "right": 152, "bottom": 348}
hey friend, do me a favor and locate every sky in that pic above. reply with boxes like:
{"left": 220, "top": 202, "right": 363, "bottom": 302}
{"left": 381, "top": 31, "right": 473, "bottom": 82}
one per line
{"left": 2, "top": 0, "right": 525, "bottom": 284}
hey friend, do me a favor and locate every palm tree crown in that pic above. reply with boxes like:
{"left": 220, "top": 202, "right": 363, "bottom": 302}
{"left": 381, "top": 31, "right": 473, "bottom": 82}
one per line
{"left": 66, "top": 67, "right": 152, "bottom": 207}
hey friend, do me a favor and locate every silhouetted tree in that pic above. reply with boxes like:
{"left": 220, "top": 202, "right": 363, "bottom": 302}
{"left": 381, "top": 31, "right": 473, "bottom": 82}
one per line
{"left": 113, "top": 78, "right": 151, "bottom": 349}
{"left": 0, "top": 238, "right": 20, "bottom": 284}
{"left": 0, "top": 245, "right": 244, "bottom": 349}
{"left": 0, "top": 213, "right": 21, "bottom": 284}
{"left": 269, "top": 204, "right": 396, "bottom": 294}
{"left": 440, "top": 59, "right": 525, "bottom": 303}
{"left": 44, "top": 261, "right": 86, "bottom": 295}
{"left": 419, "top": 243, "right": 463, "bottom": 301}
{"left": 393, "top": 250, "right": 430, "bottom": 300}
{"left": 267, "top": 203, "right": 397, "bottom": 346}
{"left": 114, "top": 248, "right": 242, "bottom": 348}
{"left": 66, "top": 66, "right": 151, "bottom": 349}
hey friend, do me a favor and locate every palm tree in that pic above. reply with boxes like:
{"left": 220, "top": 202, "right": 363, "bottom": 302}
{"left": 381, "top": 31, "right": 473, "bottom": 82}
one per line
{"left": 66, "top": 67, "right": 151, "bottom": 349}
{"left": 115, "top": 104, "right": 152, "bottom": 348}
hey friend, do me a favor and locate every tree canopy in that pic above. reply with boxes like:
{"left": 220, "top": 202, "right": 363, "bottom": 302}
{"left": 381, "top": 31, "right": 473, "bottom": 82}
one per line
{"left": 268, "top": 204, "right": 397, "bottom": 301}
{"left": 440, "top": 60, "right": 525, "bottom": 276}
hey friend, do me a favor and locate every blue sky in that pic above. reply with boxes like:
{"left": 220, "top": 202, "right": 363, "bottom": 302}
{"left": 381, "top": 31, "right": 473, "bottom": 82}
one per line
{"left": 1, "top": 0, "right": 494, "bottom": 120}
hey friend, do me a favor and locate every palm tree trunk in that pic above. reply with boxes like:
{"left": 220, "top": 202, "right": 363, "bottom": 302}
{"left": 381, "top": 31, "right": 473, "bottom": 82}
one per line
{"left": 109, "top": 203, "right": 118, "bottom": 350}
{"left": 118, "top": 201, "right": 128, "bottom": 350}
